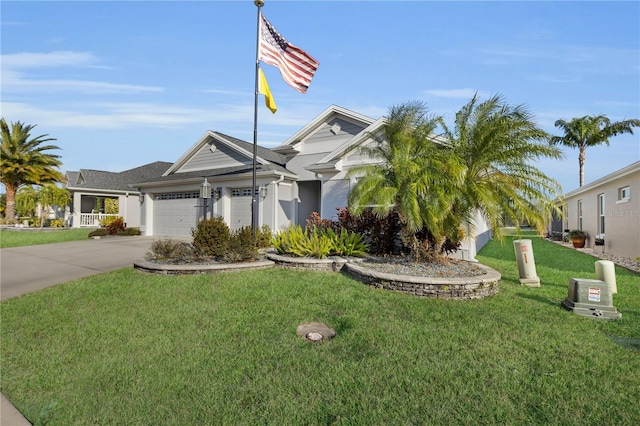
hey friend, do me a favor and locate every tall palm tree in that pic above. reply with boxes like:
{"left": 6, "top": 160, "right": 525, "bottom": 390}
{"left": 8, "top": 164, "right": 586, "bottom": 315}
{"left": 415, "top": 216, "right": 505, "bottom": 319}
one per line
{"left": 439, "top": 94, "right": 564, "bottom": 241}
{"left": 347, "top": 101, "right": 465, "bottom": 259}
{"left": 550, "top": 115, "right": 640, "bottom": 187}
{"left": 1, "top": 118, "right": 65, "bottom": 222}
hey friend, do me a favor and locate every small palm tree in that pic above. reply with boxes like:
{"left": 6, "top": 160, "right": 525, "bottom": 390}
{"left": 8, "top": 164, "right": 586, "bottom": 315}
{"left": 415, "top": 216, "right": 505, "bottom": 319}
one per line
{"left": 550, "top": 115, "right": 640, "bottom": 187}
{"left": 347, "top": 101, "right": 464, "bottom": 259}
{"left": 1, "top": 118, "right": 65, "bottom": 222}
{"left": 439, "top": 94, "right": 564, "bottom": 241}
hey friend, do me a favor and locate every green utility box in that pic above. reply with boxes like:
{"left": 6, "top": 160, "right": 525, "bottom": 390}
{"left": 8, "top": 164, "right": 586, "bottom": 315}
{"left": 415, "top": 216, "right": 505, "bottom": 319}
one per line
{"left": 561, "top": 278, "right": 621, "bottom": 320}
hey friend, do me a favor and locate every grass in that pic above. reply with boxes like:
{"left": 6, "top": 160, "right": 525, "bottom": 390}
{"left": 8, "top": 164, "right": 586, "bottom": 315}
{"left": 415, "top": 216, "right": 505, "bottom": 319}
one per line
{"left": 1, "top": 237, "right": 639, "bottom": 425}
{"left": 0, "top": 228, "right": 91, "bottom": 248}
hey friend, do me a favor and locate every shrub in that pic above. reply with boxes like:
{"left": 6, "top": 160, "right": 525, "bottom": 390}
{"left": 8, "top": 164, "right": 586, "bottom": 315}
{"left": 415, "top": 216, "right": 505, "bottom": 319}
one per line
{"left": 337, "top": 208, "right": 403, "bottom": 255}
{"left": 105, "top": 218, "right": 125, "bottom": 235}
{"left": 104, "top": 198, "right": 119, "bottom": 215}
{"left": 49, "top": 218, "right": 65, "bottom": 228}
{"left": 272, "top": 225, "right": 358, "bottom": 259}
{"left": 117, "top": 227, "right": 141, "bottom": 236}
{"left": 100, "top": 215, "right": 124, "bottom": 228}
{"left": 191, "top": 217, "right": 230, "bottom": 258}
{"left": 225, "top": 226, "right": 259, "bottom": 262}
{"left": 255, "top": 225, "right": 273, "bottom": 248}
{"left": 272, "top": 225, "right": 306, "bottom": 256}
{"left": 305, "top": 211, "right": 334, "bottom": 233}
{"left": 145, "top": 239, "right": 198, "bottom": 263}
{"left": 324, "top": 228, "right": 369, "bottom": 257}
{"left": 88, "top": 228, "right": 108, "bottom": 237}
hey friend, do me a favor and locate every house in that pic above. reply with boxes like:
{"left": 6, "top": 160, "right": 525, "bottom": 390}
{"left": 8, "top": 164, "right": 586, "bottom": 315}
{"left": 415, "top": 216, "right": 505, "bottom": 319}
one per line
{"left": 132, "top": 105, "right": 491, "bottom": 260}
{"left": 551, "top": 161, "right": 639, "bottom": 259}
{"left": 65, "top": 161, "right": 172, "bottom": 228}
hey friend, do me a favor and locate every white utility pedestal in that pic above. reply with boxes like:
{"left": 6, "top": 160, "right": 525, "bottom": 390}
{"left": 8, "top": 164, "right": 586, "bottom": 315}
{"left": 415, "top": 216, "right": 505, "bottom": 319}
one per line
{"left": 595, "top": 260, "right": 617, "bottom": 294}
{"left": 513, "top": 239, "right": 540, "bottom": 287}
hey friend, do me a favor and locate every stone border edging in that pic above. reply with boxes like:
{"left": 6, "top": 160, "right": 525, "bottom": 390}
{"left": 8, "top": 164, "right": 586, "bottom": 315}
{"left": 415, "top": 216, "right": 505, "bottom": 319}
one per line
{"left": 133, "top": 259, "right": 275, "bottom": 275}
{"left": 343, "top": 262, "right": 501, "bottom": 299}
{"left": 266, "top": 252, "right": 360, "bottom": 272}
{"left": 134, "top": 253, "right": 500, "bottom": 299}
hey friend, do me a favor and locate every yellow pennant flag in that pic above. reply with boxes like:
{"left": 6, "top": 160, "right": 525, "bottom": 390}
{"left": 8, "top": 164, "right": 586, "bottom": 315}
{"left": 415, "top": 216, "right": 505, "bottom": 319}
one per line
{"left": 259, "top": 67, "right": 277, "bottom": 114}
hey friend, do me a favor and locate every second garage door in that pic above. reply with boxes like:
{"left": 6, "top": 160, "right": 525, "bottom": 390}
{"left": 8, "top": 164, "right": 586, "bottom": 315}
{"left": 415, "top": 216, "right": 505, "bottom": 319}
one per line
{"left": 230, "top": 188, "right": 253, "bottom": 230}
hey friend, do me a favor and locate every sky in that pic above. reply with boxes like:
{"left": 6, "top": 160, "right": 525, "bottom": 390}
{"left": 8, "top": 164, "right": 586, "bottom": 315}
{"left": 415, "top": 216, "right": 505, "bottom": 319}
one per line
{"left": 2, "top": 0, "right": 639, "bottom": 195}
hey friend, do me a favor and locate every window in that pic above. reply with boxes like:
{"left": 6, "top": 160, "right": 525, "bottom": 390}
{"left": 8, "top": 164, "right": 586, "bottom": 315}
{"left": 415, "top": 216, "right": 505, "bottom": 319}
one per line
{"left": 577, "top": 200, "right": 583, "bottom": 230}
{"left": 154, "top": 192, "right": 199, "bottom": 200}
{"left": 618, "top": 185, "right": 630, "bottom": 202}
{"left": 598, "top": 193, "right": 605, "bottom": 234}
{"left": 231, "top": 188, "right": 259, "bottom": 197}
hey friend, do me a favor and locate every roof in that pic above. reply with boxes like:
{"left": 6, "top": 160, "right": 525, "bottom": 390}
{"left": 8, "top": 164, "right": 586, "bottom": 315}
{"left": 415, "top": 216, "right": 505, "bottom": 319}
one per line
{"left": 272, "top": 105, "right": 376, "bottom": 153}
{"left": 212, "top": 131, "right": 287, "bottom": 166}
{"left": 134, "top": 163, "right": 296, "bottom": 189}
{"left": 563, "top": 160, "right": 640, "bottom": 198}
{"left": 162, "top": 131, "right": 287, "bottom": 176}
{"left": 66, "top": 161, "right": 173, "bottom": 192}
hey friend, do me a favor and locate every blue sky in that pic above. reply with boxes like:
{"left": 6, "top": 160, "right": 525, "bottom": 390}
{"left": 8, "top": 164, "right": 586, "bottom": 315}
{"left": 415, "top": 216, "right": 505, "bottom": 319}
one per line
{"left": 2, "top": 0, "right": 639, "bottom": 194}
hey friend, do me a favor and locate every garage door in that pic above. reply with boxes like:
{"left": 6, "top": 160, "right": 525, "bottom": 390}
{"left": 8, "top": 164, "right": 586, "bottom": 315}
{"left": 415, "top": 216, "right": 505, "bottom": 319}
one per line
{"left": 153, "top": 192, "right": 200, "bottom": 237}
{"left": 230, "top": 188, "right": 253, "bottom": 230}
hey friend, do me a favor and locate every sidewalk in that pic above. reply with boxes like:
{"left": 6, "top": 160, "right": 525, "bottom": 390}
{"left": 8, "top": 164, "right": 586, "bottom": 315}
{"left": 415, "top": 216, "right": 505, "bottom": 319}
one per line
{"left": 1, "top": 236, "right": 154, "bottom": 425}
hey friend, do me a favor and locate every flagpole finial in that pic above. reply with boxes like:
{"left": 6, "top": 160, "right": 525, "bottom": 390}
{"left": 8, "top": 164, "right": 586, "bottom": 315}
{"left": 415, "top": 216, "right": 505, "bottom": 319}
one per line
{"left": 254, "top": 0, "right": 264, "bottom": 7}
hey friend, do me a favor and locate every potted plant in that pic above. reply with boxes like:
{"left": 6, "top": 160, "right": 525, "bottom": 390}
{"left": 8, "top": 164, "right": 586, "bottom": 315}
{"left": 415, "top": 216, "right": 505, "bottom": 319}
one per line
{"left": 566, "top": 229, "right": 589, "bottom": 248}
{"left": 594, "top": 234, "right": 605, "bottom": 246}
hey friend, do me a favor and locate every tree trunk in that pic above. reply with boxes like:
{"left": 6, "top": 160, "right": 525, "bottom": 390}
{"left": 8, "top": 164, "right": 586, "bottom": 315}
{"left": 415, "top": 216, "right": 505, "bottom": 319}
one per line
{"left": 579, "top": 147, "right": 586, "bottom": 187}
{"left": 4, "top": 185, "right": 17, "bottom": 222}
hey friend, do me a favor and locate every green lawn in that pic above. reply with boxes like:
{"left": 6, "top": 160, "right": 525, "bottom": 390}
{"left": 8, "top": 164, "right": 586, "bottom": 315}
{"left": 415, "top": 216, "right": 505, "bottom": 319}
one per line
{"left": 1, "top": 237, "right": 639, "bottom": 425}
{"left": 0, "top": 228, "right": 91, "bottom": 248}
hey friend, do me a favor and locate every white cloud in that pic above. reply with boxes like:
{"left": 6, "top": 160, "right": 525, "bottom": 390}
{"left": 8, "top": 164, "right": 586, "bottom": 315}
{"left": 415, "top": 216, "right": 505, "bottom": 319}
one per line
{"left": 3, "top": 76, "right": 163, "bottom": 94}
{"left": 1, "top": 51, "right": 98, "bottom": 69}
{"left": 0, "top": 100, "right": 321, "bottom": 134}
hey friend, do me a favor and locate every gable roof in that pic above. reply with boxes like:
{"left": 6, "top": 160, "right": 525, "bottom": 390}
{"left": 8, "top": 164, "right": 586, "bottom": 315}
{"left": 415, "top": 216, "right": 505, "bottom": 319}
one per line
{"left": 272, "top": 105, "right": 376, "bottom": 154}
{"left": 133, "top": 132, "right": 295, "bottom": 188}
{"left": 66, "top": 161, "right": 172, "bottom": 192}
{"left": 163, "top": 131, "right": 286, "bottom": 176}
{"left": 312, "top": 117, "right": 387, "bottom": 168}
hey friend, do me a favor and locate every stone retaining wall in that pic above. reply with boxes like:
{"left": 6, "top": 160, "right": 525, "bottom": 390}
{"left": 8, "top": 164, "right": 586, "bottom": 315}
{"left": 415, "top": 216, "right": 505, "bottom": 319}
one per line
{"left": 135, "top": 254, "right": 501, "bottom": 299}
{"left": 134, "top": 259, "right": 275, "bottom": 275}
{"left": 343, "top": 263, "right": 501, "bottom": 300}
{"left": 265, "top": 252, "right": 350, "bottom": 272}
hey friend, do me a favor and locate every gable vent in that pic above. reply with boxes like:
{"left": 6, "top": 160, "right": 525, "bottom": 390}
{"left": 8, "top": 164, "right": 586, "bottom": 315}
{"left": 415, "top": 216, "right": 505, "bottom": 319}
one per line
{"left": 330, "top": 123, "right": 342, "bottom": 135}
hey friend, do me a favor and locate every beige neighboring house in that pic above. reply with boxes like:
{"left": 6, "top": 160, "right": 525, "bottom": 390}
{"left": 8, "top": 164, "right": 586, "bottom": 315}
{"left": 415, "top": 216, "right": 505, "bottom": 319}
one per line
{"left": 552, "top": 161, "right": 639, "bottom": 259}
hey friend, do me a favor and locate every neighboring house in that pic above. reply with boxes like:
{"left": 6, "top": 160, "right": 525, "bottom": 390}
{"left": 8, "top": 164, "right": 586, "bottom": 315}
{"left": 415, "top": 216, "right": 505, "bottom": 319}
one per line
{"left": 132, "top": 105, "right": 491, "bottom": 260}
{"left": 65, "top": 161, "right": 172, "bottom": 228}
{"left": 551, "top": 161, "right": 639, "bottom": 259}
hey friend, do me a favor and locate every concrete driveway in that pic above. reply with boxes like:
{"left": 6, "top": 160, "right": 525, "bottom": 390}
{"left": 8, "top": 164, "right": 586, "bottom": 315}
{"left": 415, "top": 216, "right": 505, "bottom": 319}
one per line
{"left": 1, "top": 236, "right": 155, "bottom": 300}
{"left": 1, "top": 236, "right": 156, "bottom": 426}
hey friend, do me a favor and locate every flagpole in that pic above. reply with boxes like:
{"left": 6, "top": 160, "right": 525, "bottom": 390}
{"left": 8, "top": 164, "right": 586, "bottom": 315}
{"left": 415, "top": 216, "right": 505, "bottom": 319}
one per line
{"left": 251, "top": 0, "right": 264, "bottom": 241}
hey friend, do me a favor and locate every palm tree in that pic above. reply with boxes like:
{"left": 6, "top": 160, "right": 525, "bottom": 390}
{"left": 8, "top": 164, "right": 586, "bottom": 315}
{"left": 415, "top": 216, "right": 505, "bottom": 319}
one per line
{"left": 347, "top": 101, "right": 465, "bottom": 260}
{"left": 550, "top": 115, "right": 640, "bottom": 187}
{"left": 1, "top": 118, "right": 65, "bottom": 222}
{"left": 439, "top": 94, "right": 565, "bottom": 241}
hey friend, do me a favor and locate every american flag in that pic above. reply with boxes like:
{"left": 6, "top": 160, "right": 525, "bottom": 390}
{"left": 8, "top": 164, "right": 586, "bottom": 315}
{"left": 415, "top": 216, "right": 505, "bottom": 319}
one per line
{"left": 258, "top": 13, "right": 319, "bottom": 94}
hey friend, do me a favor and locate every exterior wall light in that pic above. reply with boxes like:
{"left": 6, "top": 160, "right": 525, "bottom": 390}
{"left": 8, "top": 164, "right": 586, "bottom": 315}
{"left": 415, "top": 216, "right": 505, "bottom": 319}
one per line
{"left": 200, "top": 178, "right": 212, "bottom": 199}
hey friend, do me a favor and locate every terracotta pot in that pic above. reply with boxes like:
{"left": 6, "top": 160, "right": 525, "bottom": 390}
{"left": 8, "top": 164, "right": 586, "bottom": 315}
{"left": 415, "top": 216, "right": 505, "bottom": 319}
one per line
{"left": 571, "top": 238, "right": 586, "bottom": 248}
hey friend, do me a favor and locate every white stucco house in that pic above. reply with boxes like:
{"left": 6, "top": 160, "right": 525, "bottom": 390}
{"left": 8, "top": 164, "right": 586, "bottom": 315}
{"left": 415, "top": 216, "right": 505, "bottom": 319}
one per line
{"left": 131, "top": 105, "right": 491, "bottom": 260}
{"left": 550, "top": 161, "right": 639, "bottom": 260}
